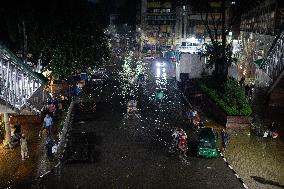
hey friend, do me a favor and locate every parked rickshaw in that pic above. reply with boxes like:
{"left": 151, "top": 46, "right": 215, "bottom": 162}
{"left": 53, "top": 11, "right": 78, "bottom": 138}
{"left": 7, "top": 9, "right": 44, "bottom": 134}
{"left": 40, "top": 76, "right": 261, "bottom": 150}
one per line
{"left": 197, "top": 127, "right": 222, "bottom": 158}
{"left": 127, "top": 99, "right": 138, "bottom": 114}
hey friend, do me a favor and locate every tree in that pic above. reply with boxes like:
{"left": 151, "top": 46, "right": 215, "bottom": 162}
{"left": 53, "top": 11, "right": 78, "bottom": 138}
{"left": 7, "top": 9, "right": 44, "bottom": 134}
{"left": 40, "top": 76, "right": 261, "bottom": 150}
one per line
{"left": 119, "top": 51, "right": 146, "bottom": 101}
{"left": 0, "top": 0, "right": 110, "bottom": 80}
{"left": 186, "top": 0, "right": 263, "bottom": 80}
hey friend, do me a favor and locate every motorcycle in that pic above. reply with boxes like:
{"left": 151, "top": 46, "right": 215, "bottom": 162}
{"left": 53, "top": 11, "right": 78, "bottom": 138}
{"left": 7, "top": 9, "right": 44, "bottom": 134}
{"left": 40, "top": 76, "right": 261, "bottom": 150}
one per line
{"left": 170, "top": 129, "right": 189, "bottom": 159}
{"left": 178, "top": 135, "right": 188, "bottom": 158}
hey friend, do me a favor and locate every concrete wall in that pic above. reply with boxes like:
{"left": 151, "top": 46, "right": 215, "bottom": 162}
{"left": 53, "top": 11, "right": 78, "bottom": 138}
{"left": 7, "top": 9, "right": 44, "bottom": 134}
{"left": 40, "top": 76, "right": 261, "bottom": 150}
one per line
{"left": 269, "top": 88, "right": 284, "bottom": 107}
{"left": 176, "top": 53, "right": 238, "bottom": 81}
{"left": 176, "top": 53, "right": 213, "bottom": 81}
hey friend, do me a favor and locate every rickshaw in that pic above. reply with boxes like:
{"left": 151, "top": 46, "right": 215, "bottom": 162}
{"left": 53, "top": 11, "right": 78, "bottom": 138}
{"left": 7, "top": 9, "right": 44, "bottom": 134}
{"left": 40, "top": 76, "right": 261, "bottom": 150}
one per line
{"left": 197, "top": 128, "right": 222, "bottom": 158}
{"left": 154, "top": 89, "right": 164, "bottom": 102}
{"left": 127, "top": 99, "right": 138, "bottom": 114}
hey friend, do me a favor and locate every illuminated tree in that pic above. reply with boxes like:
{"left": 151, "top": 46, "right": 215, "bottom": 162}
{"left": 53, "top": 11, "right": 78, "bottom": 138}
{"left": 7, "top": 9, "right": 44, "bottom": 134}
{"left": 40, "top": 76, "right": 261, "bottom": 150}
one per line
{"left": 185, "top": 0, "right": 262, "bottom": 80}
{"left": 118, "top": 51, "right": 146, "bottom": 101}
{"left": 0, "top": 0, "right": 110, "bottom": 80}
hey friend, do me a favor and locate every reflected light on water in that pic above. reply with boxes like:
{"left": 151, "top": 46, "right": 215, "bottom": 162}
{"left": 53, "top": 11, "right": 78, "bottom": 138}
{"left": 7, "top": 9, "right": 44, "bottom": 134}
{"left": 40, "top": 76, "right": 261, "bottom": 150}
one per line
{"left": 156, "top": 67, "right": 161, "bottom": 77}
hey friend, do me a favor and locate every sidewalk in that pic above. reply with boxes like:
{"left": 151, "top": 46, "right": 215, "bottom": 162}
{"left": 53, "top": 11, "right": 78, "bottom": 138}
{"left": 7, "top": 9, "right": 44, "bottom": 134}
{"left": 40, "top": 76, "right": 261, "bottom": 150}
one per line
{"left": 0, "top": 116, "right": 41, "bottom": 188}
{"left": 0, "top": 109, "right": 66, "bottom": 189}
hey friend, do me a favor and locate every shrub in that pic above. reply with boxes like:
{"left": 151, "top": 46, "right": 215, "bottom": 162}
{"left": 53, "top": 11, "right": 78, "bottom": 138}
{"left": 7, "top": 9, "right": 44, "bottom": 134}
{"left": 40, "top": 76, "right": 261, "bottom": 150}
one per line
{"left": 199, "top": 78, "right": 252, "bottom": 116}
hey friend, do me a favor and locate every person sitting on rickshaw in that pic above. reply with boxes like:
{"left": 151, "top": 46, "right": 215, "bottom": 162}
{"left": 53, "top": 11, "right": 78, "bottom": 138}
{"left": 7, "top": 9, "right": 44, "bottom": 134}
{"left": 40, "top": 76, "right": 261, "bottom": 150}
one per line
{"left": 11, "top": 121, "right": 22, "bottom": 144}
{"left": 127, "top": 98, "right": 138, "bottom": 114}
{"left": 221, "top": 129, "right": 228, "bottom": 152}
{"left": 138, "top": 74, "right": 145, "bottom": 85}
{"left": 264, "top": 122, "right": 279, "bottom": 138}
{"left": 192, "top": 112, "right": 201, "bottom": 129}
{"left": 172, "top": 128, "right": 181, "bottom": 148}
{"left": 178, "top": 134, "right": 188, "bottom": 158}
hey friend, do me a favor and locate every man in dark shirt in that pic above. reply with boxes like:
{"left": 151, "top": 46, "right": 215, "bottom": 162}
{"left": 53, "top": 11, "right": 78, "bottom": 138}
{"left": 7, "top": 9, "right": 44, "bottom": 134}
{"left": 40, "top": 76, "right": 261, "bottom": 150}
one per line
{"left": 14, "top": 121, "right": 21, "bottom": 135}
{"left": 12, "top": 121, "right": 22, "bottom": 144}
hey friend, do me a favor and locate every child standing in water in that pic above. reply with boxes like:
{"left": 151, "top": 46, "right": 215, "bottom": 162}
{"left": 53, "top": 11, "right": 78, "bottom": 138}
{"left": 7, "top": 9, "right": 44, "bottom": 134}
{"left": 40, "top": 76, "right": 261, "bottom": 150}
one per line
{"left": 20, "top": 133, "right": 29, "bottom": 160}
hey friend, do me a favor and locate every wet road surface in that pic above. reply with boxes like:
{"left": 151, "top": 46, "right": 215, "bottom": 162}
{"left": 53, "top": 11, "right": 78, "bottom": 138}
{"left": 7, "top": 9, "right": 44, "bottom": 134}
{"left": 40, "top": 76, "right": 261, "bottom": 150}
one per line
{"left": 39, "top": 59, "right": 245, "bottom": 189}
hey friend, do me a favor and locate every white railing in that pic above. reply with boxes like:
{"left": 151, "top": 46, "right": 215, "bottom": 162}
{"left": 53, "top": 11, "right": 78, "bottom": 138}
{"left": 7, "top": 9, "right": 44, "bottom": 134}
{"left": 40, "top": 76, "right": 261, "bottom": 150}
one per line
{"left": 262, "top": 32, "right": 284, "bottom": 83}
{"left": 0, "top": 44, "right": 46, "bottom": 111}
{"left": 255, "top": 23, "right": 284, "bottom": 90}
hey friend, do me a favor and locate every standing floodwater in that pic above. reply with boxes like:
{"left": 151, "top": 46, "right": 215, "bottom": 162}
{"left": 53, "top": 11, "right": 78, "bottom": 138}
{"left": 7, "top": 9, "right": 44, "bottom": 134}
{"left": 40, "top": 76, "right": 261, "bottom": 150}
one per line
{"left": 223, "top": 129, "right": 284, "bottom": 189}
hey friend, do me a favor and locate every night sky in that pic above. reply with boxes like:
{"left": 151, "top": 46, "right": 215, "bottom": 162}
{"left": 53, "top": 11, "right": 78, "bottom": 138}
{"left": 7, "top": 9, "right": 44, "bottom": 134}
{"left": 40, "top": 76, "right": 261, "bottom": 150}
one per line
{"left": 90, "top": 0, "right": 126, "bottom": 8}
{"left": 90, "top": 0, "right": 137, "bottom": 26}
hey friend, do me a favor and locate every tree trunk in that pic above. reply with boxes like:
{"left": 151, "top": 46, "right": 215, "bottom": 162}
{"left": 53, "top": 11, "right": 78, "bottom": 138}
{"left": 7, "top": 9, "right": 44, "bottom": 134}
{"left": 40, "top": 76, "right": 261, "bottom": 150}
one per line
{"left": 214, "top": 58, "right": 227, "bottom": 80}
{"left": 22, "top": 19, "right": 28, "bottom": 64}
{"left": 221, "top": 0, "right": 226, "bottom": 49}
{"left": 221, "top": 0, "right": 228, "bottom": 79}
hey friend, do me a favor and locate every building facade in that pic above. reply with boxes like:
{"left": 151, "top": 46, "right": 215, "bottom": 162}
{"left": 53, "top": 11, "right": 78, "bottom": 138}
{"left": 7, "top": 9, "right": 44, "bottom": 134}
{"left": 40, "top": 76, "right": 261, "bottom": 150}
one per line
{"left": 238, "top": 0, "right": 284, "bottom": 82}
{"left": 137, "top": 0, "right": 175, "bottom": 53}
{"left": 174, "top": 2, "right": 223, "bottom": 51}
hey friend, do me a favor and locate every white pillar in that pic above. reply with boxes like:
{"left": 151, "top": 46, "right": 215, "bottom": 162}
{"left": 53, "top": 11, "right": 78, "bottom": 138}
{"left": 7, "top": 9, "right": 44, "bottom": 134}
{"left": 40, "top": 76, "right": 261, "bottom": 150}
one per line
{"left": 22, "top": 73, "right": 25, "bottom": 105}
{"left": 4, "top": 113, "right": 11, "bottom": 147}
{"left": 26, "top": 76, "right": 30, "bottom": 97}
{"left": 0, "top": 56, "right": 3, "bottom": 94}
{"left": 6, "top": 61, "right": 10, "bottom": 89}
{"left": 183, "top": 12, "right": 187, "bottom": 39}
{"left": 32, "top": 80, "right": 35, "bottom": 94}
{"left": 15, "top": 69, "right": 19, "bottom": 105}
{"left": 179, "top": 11, "right": 183, "bottom": 41}
{"left": 10, "top": 66, "right": 14, "bottom": 105}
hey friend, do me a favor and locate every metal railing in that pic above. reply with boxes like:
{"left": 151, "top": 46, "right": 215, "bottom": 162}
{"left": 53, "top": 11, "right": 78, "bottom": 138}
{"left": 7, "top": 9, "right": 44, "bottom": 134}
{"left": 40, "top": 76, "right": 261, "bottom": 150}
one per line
{"left": 256, "top": 22, "right": 284, "bottom": 91}
{"left": 32, "top": 100, "right": 74, "bottom": 189}
{"left": 0, "top": 44, "right": 47, "bottom": 112}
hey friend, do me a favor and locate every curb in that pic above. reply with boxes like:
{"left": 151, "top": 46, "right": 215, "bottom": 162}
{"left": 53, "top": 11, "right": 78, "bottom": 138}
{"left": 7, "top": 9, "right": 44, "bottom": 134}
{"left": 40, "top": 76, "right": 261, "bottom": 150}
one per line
{"left": 33, "top": 101, "right": 74, "bottom": 187}
{"left": 222, "top": 157, "right": 249, "bottom": 189}
{"left": 180, "top": 83, "right": 249, "bottom": 188}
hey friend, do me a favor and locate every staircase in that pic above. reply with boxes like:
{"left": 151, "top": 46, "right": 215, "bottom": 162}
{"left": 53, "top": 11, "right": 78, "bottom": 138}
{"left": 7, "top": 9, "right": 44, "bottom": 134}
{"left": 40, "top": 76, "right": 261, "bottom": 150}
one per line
{"left": 0, "top": 44, "right": 47, "bottom": 113}
{"left": 252, "top": 22, "right": 284, "bottom": 136}
{"left": 257, "top": 22, "right": 284, "bottom": 94}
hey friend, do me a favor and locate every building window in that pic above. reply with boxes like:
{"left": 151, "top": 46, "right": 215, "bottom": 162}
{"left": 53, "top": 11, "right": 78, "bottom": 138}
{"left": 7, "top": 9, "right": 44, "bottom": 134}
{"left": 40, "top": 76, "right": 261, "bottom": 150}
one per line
{"left": 153, "top": 9, "right": 160, "bottom": 13}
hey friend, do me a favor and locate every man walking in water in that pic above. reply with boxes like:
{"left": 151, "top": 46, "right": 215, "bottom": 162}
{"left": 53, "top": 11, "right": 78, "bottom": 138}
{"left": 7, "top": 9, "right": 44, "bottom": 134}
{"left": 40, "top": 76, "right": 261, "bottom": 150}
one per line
{"left": 43, "top": 114, "right": 53, "bottom": 135}
{"left": 221, "top": 129, "right": 228, "bottom": 152}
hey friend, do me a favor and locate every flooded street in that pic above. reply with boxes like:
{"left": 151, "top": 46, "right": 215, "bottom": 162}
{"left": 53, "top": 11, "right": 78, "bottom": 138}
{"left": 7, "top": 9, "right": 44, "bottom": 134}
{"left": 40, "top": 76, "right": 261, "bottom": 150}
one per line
{"left": 4, "top": 58, "right": 278, "bottom": 189}
{"left": 1, "top": 1, "right": 284, "bottom": 188}
{"left": 36, "top": 58, "right": 245, "bottom": 189}
{"left": 224, "top": 129, "right": 284, "bottom": 189}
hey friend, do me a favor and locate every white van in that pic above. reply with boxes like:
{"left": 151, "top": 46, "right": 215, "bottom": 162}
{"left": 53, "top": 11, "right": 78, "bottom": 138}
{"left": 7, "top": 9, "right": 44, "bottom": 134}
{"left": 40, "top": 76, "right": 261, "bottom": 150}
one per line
{"left": 177, "top": 41, "right": 201, "bottom": 54}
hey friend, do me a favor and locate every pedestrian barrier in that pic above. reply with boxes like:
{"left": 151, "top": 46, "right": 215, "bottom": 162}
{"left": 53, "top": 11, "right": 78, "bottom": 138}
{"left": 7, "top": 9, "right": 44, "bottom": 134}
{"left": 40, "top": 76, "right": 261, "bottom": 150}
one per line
{"left": 31, "top": 100, "right": 75, "bottom": 188}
